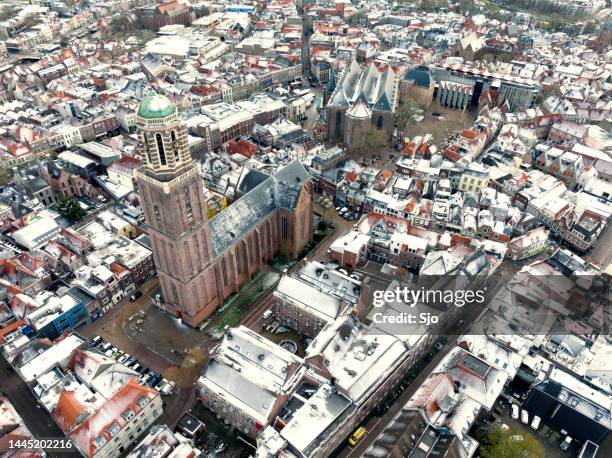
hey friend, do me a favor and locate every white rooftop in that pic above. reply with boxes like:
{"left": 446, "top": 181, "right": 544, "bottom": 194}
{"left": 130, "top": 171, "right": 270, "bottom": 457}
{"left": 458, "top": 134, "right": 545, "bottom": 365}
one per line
{"left": 19, "top": 334, "right": 84, "bottom": 383}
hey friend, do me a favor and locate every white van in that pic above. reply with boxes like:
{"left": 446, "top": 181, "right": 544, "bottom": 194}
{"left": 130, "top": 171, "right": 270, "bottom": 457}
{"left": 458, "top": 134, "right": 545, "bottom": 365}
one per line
{"left": 262, "top": 310, "right": 273, "bottom": 320}
{"left": 511, "top": 404, "right": 519, "bottom": 420}
{"left": 521, "top": 409, "right": 529, "bottom": 424}
{"left": 531, "top": 415, "right": 541, "bottom": 430}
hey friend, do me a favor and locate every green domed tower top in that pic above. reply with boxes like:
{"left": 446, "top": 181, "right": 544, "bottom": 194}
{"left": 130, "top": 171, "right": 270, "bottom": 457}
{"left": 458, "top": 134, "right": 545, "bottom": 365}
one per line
{"left": 138, "top": 90, "right": 174, "bottom": 119}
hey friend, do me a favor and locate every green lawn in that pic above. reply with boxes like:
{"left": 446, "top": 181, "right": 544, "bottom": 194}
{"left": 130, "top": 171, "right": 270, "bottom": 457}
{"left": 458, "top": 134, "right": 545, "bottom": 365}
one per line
{"left": 208, "top": 270, "right": 281, "bottom": 338}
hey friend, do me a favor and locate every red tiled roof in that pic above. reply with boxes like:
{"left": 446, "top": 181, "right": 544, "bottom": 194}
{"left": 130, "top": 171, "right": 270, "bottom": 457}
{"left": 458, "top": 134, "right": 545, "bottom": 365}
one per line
{"left": 53, "top": 391, "right": 87, "bottom": 433}
{"left": 406, "top": 373, "right": 455, "bottom": 421}
{"left": 461, "top": 129, "right": 478, "bottom": 140}
{"left": 227, "top": 139, "right": 257, "bottom": 158}
{"left": 158, "top": 1, "right": 180, "bottom": 14}
{"left": 70, "top": 379, "right": 159, "bottom": 457}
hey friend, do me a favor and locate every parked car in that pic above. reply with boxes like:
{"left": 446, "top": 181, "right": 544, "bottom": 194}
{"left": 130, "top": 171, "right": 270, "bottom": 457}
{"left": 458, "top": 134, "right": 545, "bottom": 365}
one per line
{"left": 338, "top": 268, "right": 349, "bottom": 276}
{"left": 104, "top": 349, "right": 114, "bottom": 357}
{"left": 155, "top": 379, "right": 168, "bottom": 392}
{"left": 130, "top": 291, "right": 143, "bottom": 302}
{"left": 131, "top": 363, "right": 141, "bottom": 372}
{"left": 560, "top": 436, "right": 572, "bottom": 451}
{"left": 118, "top": 355, "right": 129, "bottom": 364}
{"left": 91, "top": 336, "right": 101, "bottom": 346}
{"left": 262, "top": 310, "right": 273, "bottom": 320}
{"left": 521, "top": 409, "right": 529, "bottom": 424}
{"left": 531, "top": 415, "right": 541, "bottom": 430}
{"left": 511, "top": 404, "right": 519, "bottom": 420}
{"left": 161, "top": 380, "right": 175, "bottom": 395}
{"left": 100, "top": 342, "right": 112, "bottom": 352}
{"left": 148, "top": 374, "right": 162, "bottom": 387}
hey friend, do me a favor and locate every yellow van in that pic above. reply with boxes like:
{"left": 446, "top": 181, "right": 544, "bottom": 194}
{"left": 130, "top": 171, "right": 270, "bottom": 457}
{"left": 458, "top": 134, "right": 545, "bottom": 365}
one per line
{"left": 348, "top": 426, "right": 367, "bottom": 446}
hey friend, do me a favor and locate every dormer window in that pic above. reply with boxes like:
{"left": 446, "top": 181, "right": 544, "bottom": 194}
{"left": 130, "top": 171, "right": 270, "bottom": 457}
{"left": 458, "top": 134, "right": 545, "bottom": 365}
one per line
{"left": 121, "top": 408, "right": 135, "bottom": 421}
{"left": 106, "top": 422, "right": 120, "bottom": 437}
{"left": 137, "top": 395, "right": 148, "bottom": 409}
{"left": 93, "top": 435, "right": 106, "bottom": 449}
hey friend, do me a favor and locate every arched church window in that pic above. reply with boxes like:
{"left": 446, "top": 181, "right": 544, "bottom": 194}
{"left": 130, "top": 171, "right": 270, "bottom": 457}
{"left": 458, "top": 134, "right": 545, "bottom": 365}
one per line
{"left": 171, "top": 130, "right": 179, "bottom": 162}
{"left": 156, "top": 133, "right": 167, "bottom": 166}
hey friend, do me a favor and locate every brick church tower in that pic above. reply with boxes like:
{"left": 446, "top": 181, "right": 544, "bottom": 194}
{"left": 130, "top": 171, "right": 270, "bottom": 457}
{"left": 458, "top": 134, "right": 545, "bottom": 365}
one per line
{"left": 134, "top": 91, "right": 219, "bottom": 324}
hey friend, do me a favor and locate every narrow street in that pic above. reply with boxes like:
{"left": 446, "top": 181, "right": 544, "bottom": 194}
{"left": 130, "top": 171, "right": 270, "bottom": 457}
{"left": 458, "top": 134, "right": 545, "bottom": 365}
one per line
{"left": 0, "top": 355, "right": 80, "bottom": 457}
{"left": 303, "top": 86, "right": 323, "bottom": 135}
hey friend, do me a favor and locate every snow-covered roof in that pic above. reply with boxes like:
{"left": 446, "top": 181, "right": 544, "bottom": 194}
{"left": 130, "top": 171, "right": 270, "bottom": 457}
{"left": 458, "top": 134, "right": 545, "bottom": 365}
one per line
{"left": 199, "top": 326, "right": 302, "bottom": 423}
{"left": 280, "top": 383, "right": 351, "bottom": 455}
{"left": 209, "top": 160, "right": 310, "bottom": 257}
{"left": 306, "top": 315, "right": 408, "bottom": 402}
{"left": 275, "top": 276, "right": 341, "bottom": 322}
{"left": 19, "top": 334, "right": 85, "bottom": 383}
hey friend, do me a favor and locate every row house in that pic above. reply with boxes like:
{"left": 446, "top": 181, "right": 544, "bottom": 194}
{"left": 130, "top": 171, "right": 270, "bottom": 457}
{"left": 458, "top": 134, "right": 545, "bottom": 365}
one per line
{"left": 25, "top": 288, "right": 89, "bottom": 340}
{"left": 532, "top": 144, "right": 589, "bottom": 190}
{"left": 198, "top": 326, "right": 303, "bottom": 438}
{"left": 507, "top": 226, "right": 549, "bottom": 261}
{"left": 68, "top": 378, "right": 162, "bottom": 458}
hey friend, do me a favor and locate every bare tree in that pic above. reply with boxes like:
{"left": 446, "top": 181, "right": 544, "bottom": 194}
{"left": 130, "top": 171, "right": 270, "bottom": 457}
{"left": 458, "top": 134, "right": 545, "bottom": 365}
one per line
{"left": 348, "top": 126, "right": 387, "bottom": 159}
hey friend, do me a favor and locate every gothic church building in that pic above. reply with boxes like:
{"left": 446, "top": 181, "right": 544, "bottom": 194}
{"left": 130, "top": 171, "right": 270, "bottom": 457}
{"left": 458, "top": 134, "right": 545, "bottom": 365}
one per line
{"left": 135, "top": 91, "right": 314, "bottom": 327}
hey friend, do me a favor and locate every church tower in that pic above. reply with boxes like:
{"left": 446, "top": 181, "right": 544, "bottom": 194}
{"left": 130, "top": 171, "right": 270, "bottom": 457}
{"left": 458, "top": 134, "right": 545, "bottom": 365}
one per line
{"left": 134, "top": 91, "right": 217, "bottom": 325}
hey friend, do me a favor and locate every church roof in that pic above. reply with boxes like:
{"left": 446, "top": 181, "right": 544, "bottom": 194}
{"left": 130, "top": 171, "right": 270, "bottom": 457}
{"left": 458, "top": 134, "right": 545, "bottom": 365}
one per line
{"left": 346, "top": 99, "right": 371, "bottom": 119}
{"left": 209, "top": 161, "right": 310, "bottom": 257}
{"left": 236, "top": 168, "right": 270, "bottom": 195}
{"left": 137, "top": 90, "right": 174, "bottom": 119}
{"left": 404, "top": 65, "right": 433, "bottom": 88}
{"left": 328, "top": 60, "right": 398, "bottom": 113}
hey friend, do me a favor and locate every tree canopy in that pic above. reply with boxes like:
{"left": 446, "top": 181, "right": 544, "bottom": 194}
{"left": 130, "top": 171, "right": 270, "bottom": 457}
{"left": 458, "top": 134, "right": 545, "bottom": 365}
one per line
{"left": 395, "top": 98, "right": 421, "bottom": 135}
{"left": 347, "top": 10, "right": 366, "bottom": 26}
{"left": 480, "top": 426, "right": 544, "bottom": 458}
{"left": 0, "top": 167, "right": 14, "bottom": 186}
{"left": 349, "top": 126, "right": 387, "bottom": 158}
{"left": 57, "top": 197, "right": 87, "bottom": 222}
